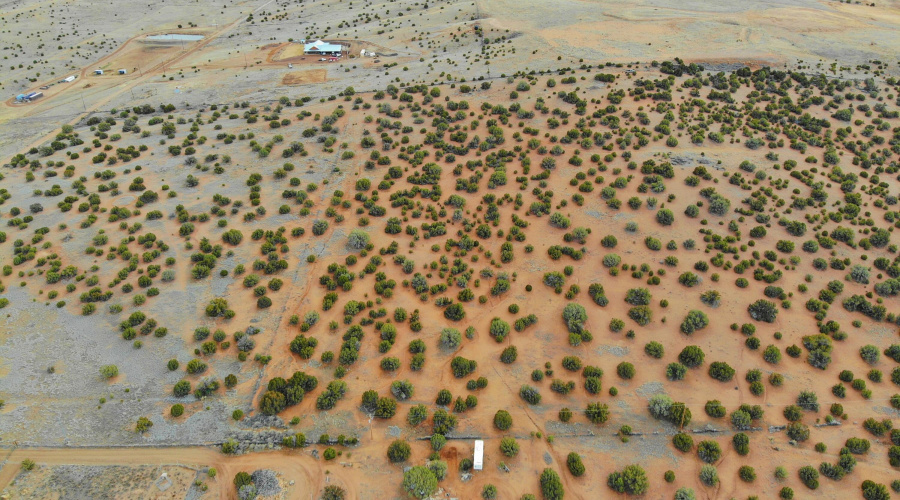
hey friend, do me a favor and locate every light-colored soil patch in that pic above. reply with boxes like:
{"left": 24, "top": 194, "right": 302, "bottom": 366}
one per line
{"left": 281, "top": 70, "right": 327, "bottom": 85}
{"left": 2, "top": 464, "right": 197, "bottom": 499}
{"left": 271, "top": 43, "right": 309, "bottom": 62}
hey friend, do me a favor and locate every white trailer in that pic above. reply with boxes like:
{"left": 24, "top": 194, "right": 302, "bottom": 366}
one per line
{"left": 473, "top": 440, "right": 484, "bottom": 471}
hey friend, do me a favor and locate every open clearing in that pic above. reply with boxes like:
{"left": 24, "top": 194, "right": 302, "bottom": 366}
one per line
{"left": 282, "top": 70, "right": 329, "bottom": 86}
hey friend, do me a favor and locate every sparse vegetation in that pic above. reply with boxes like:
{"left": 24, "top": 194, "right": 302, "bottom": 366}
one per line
{"left": 0, "top": 45, "right": 896, "bottom": 500}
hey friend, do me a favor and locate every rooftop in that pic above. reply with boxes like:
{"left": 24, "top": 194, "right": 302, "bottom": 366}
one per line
{"left": 303, "top": 39, "right": 342, "bottom": 52}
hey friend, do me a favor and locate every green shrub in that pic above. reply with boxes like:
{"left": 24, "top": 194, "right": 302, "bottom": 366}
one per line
{"left": 665, "top": 362, "right": 687, "bottom": 381}
{"left": 644, "top": 341, "right": 664, "bottom": 358}
{"left": 708, "top": 361, "right": 735, "bottom": 382}
{"left": 519, "top": 385, "right": 541, "bottom": 405}
{"left": 540, "top": 468, "right": 565, "bottom": 500}
{"left": 733, "top": 432, "right": 749, "bottom": 455}
{"left": 606, "top": 464, "right": 649, "bottom": 495}
{"left": 500, "top": 346, "right": 518, "bottom": 364}
{"left": 673, "top": 432, "right": 693, "bottom": 452}
{"left": 699, "top": 465, "right": 719, "bottom": 486}
{"left": 616, "top": 362, "right": 635, "bottom": 379}
{"left": 674, "top": 487, "right": 695, "bottom": 500}
{"left": 494, "top": 410, "right": 513, "bottom": 430}
{"left": 99, "top": 365, "right": 119, "bottom": 379}
{"left": 748, "top": 299, "right": 778, "bottom": 322}
{"left": 697, "top": 440, "right": 721, "bottom": 463}
{"left": 739, "top": 465, "right": 756, "bottom": 482}
{"left": 566, "top": 452, "right": 585, "bottom": 477}
{"left": 585, "top": 402, "right": 610, "bottom": 424}
{"left": 489, "top": 317, "right": 511, "bottom": 342}
{"left": 705, "top": 400, "right": 726, "bottom": 418}
{"left": 402, "top": 466, "right": 438, "bottom": 499}
{"left": 499, "top": 437, "right": 519, "bottom": 457}
{"left": 798, "top": 465, "right": 819, "bottom": 489}
{"left": 387, "top": 440, "right": 411, "bottom": 463}
{"left": 679, "top": 345, "right": 705, "bottom": 367}
{"left": 680, "top": 310, "right": 709, "bottom": 335}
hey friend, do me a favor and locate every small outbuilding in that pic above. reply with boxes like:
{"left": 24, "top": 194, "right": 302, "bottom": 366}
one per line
{"left": 304, "top": 39, "right": 343, "bottom": 56}
{"left": 62, "top": 75, "right": 76, "bottom": 83}
{"left": 118, "top": 69, "right": 127, "bottom": 75}
{"left": 94, "top": 69, "right": 104, "bottom": 75}
{"left": 473, "top": 440, "right": 484, "bottom": 471}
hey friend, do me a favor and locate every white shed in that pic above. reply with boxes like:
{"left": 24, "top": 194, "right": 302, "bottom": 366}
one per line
{"left": 473, "top": 440, "right": 484, "bottom": 471}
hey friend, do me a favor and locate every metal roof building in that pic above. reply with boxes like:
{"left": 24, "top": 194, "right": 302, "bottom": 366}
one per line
{"left": 303, "top": 39, "right": 343, "bottom": 55}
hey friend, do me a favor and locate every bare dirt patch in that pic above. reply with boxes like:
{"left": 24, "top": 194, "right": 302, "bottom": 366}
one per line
{"left": 271, "top": 43, "right": 308, "bottom": 62}
{"left": 281, "top": 70, "right": 328, "bottom": 86}
{"left": 2, "top": 464, "right": 197, "bottom": 499}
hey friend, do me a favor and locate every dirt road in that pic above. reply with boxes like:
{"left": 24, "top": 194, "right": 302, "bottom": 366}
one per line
{"left": 4, "top": 0, "right": 279, "bottom": 157}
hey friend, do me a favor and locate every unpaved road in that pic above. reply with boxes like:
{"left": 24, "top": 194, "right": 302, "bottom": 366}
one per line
{"left": 0, "top": 445, "right": 349, "bottom": 499}
{"left": 4, "top": 0, "right": 279, "bottom": 156}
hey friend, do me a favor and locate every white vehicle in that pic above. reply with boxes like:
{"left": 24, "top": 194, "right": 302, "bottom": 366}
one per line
{"left": 319, "top": 58, "right": 327, "bottom": 62}
{"left": 473, "top": 440, "right": 484, "bottom": 471}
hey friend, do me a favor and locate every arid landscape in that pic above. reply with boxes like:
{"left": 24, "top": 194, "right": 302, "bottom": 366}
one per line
{"left": 1, "top": 0, "right": 900, "bottom": 499}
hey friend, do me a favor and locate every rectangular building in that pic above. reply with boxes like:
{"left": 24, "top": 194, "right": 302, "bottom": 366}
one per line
{"left": 473, "top": 440, "right": 484, "bottom": 471}
{"left": 303, "top": 39, "right": 343, "bottom": 56}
